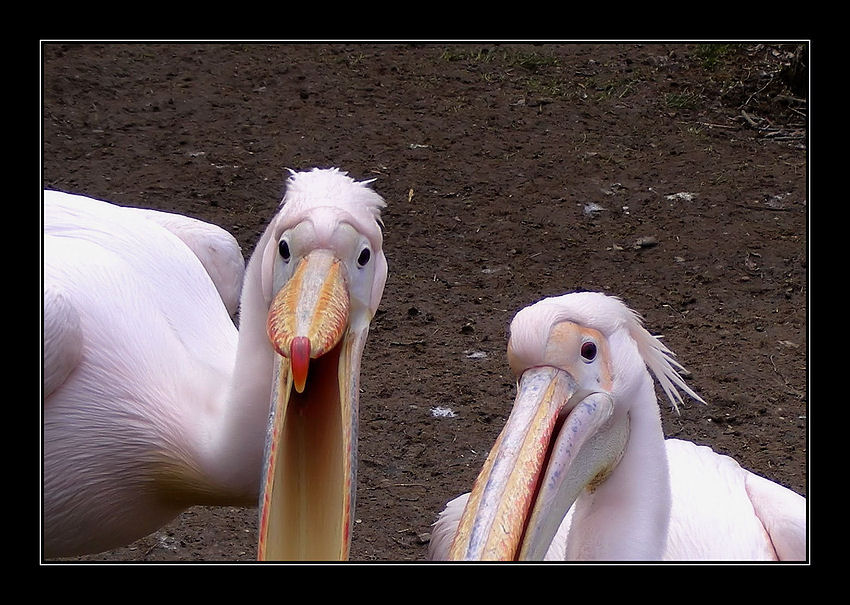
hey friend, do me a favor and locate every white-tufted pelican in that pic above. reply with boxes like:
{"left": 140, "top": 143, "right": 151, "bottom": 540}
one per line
{"left": 429, "top": 292, "right": 806, "bottom": 561}
{"left": 43, "top": 168, "right": 387, "bottom": 561}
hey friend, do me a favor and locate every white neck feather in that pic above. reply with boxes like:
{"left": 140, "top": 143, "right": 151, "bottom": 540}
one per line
{"left": 201, "top": 229, "right": 277, "bottom": 503}
{"left": 565, "top": 333, "right": 672, "bottom": 560}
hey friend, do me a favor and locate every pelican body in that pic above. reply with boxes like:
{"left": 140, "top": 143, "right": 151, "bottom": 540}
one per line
{"left": 430, "top": 292, "right": 806, "bottom": 562}
{"left": 43, "top": 168, "right": 387, "bottom": 560}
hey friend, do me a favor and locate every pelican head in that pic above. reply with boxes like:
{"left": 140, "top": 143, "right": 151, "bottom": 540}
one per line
{"left": 446, "top": 291, "right": 702, "bottom": 560}
{"left": 256, "top": 168, "right": 387, "bottom": 560}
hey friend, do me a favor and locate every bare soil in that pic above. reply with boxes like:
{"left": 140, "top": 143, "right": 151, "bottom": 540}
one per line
{"left": 41, "top": 42, "right": 808, "bottom": 563}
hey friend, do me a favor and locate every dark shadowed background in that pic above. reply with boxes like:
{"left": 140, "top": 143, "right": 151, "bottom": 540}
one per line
{"left": 42, "top": 42, "right": 808, "bottom": 562}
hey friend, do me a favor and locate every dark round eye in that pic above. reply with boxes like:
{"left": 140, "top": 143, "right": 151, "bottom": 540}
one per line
{"left": 278, "top": 240, "right": 291, "bottom": 262}
{"left": 357, "top": 247, "right": 371, "bottom": 267}
{"left": 581, "top": 341, "right": 597, "bottom": 361}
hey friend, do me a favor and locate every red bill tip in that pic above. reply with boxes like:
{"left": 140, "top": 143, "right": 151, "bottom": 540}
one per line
{"left": 290, "top": 336, "right": 311, "bottom": 393}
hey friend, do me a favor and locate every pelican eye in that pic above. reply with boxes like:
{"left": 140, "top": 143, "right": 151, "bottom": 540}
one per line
{"left": 279, "top": 240, "right": 291, "bottom": 262}
{"left": 580, "top": 341, "right": 597, "bottom": 361}
{"left": 357, "top": 247, "right": 371, "bottom": 267}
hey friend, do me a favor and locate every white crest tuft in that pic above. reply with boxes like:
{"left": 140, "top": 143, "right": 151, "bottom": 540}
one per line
{"left": 514, "top": 291, "right": 705, "bottom": 412}
{"left": 258, "top": 168, "right": 388, "bottom": 305}
{"left": 624, "top": 306, "right": 705, "bottom": 413}
{"left": 279, "top": 167, "right": 385, "bottom": 233}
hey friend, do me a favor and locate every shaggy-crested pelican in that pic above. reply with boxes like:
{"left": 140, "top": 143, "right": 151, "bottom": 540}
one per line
{"left": 43, "top": 168, "right": 387, "bottom": 560}
{"left": 430, "top": 292, "right": 806, "bottom": 561}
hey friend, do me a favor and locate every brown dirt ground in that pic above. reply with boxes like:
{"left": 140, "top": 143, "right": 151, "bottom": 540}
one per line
{"left": 41, "top": 42, "right": 808, "bottom": 563}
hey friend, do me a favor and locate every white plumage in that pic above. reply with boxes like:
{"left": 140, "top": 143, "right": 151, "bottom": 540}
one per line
{"left": 44, "top": 190, "right": 245, "bottom": 557}
{"left": 43, "top": 169, "right": 387, "bottom": 559}
{"left": 430, "top": 291, "right": 806, "bottom": 561}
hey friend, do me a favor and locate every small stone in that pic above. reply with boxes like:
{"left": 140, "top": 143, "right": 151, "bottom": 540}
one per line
{"left": 634, "top": 236, "right": 658, "bottom": 249}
